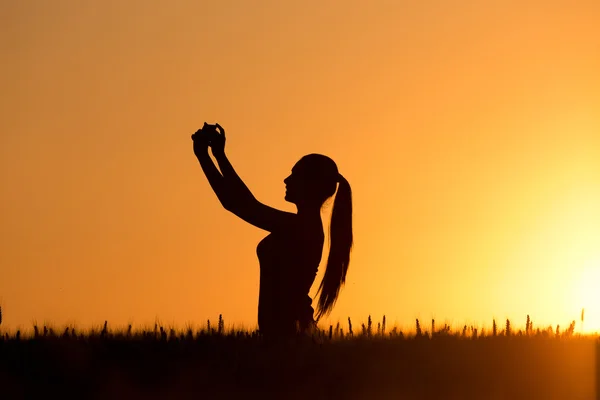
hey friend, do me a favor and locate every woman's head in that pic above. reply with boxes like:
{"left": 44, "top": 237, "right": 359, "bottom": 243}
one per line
{"left": 284, "top": 154, "right": 339, "bottom": 207}
{"left": 285, "top": 153, "right": 354, "bottom": 320}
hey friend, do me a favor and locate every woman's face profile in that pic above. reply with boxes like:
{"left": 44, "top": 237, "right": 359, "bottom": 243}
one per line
{"left": 283, "top": 164, "right": 307, "bottom": 204}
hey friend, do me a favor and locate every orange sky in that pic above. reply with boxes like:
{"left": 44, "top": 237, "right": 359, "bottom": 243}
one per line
{"left": 1, "top": 1, "right": 599, "bottom": 333}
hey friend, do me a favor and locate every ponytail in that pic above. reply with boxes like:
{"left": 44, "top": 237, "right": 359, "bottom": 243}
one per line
{"left": 315, "top": 174, "right": 353, "bottom": 320}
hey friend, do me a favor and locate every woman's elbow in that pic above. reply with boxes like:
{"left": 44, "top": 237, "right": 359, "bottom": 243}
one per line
{"left": 219, "top": 192, "right": 254, "bottom": 213}
{"left": 219, "top": 196, "right": 236, "bottom": 212}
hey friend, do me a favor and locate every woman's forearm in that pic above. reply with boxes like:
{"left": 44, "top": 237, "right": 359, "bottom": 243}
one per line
{"left": 214, "top": 152, "right": 255, "bottom": 201}
{"left": 196, "top": 147, "right": 229, "bottom": 205}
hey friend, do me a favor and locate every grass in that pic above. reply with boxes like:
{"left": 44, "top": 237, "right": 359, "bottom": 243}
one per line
{"left": 1, "top": 315, "right": 598, "bottom": 399}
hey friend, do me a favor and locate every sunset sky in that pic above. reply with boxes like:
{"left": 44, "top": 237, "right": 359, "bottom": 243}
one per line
{"left": 1, "top": 1, "right": 599, "bottom": 333}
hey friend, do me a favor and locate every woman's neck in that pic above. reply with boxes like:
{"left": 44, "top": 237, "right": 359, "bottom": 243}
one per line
{"left": 296, "top": 204, "right": 322, "bottom": 223}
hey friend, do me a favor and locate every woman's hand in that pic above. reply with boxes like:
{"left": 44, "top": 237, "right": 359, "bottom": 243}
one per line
{"left": 209, "top": 123, "right": 226, "bottom": 158}
{"left": 192, "top": 123, "right": 215, "bottom": 159}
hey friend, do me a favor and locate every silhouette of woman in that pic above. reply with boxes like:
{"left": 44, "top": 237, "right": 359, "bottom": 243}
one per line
{"left": 192, "top": 123, "right": 353, "bottom": 338}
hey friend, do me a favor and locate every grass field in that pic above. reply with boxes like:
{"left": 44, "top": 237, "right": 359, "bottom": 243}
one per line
{"left": 1, "top": 316, "right": 598, "bottom": 399}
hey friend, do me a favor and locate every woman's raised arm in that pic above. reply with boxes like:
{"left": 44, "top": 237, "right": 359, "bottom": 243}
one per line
{"left": 193, "top": 124, "right": 296, "bottom": 232}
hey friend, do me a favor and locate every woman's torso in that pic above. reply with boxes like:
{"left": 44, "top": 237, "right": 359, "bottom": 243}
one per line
{"left": 256, "top": 220, "right": 324, "bottom": 335}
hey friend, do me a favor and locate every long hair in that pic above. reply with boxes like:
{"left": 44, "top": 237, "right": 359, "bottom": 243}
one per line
{"left": 315, "top": 174, "right": 353, "bottom": 320}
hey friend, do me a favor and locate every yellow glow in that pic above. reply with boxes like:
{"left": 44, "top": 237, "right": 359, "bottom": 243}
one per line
{"left": 571, "top": 259, "right": 600, "bottom": 333}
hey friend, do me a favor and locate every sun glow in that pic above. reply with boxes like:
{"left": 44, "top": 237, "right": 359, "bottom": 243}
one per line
{"left": 571, "top": 259, "right": 600, "bottom": 333}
